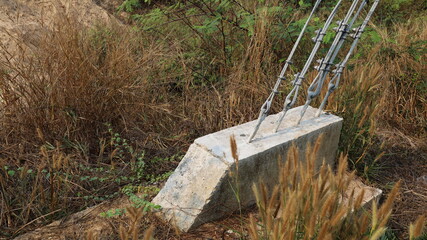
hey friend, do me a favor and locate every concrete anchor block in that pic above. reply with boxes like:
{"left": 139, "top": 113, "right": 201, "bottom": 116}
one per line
{"left": 152, "top": 106, "right": 343, "bottom": 231}
{"left": 344, "top": 177, "right": 383, "bottom": 207}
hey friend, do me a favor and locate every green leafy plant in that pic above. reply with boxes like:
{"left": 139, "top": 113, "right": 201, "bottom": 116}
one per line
{"left": 118, "top": 0, "right": 149, "bottom": 12}
{"left": 121, "top": 185, "right": 161, "bottom": 212}
{"left": 99, "top": 208, "right": 126, "bottom": 218}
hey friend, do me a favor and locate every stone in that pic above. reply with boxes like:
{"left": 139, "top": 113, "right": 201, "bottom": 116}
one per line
{"left": 152, "top": 106, "right": 343, "bottom": 232}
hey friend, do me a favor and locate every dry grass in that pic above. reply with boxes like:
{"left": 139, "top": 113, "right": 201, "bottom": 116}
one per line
{"left": 1, "top": 1, "right": 423, "bottom": 156}
{"left": 374, "top": 19, "right": 427, "bottom": 147}
{"left": 0, "top": 15, "right": 161, "bottom": 153}
{"left": 249, "top": 140, "right": 401, "bottom": 240}
{"left": 409, "top": 215, "right": 426, "bottom": 240}
{"left": 0, "top": 0, "right": 425, "bottom": 238}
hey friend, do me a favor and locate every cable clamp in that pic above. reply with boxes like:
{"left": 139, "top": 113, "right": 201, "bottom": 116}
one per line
{"left": 312, "top": 28, "right": 325, "bottom": 42}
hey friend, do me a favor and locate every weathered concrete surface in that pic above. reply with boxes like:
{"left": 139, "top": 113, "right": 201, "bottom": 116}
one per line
{"left": 152, "top": 106, "right": 343, "bottom": 231}
{"left": 344, "top": 177, "right": 383, "bottom": 207}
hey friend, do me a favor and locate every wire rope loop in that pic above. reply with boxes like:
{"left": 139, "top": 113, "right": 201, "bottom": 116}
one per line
{"left": 260, "top": 99, "right": 272, "bottom": 114}
{"left": 284, "top": 99, "right": 293, "bottom": 110}
{"left": 307, "top": 87, "right": 318, "bottom": 99}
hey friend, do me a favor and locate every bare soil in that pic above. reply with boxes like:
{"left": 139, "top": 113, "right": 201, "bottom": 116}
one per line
{"left": 11, "top": 175, "right": 385, "bottom": 239}
{"left": 372, "top": 147, "right": 427, "bottom": 238}
{"left": 0, "top": 0, "right": 118, "bottom": 55}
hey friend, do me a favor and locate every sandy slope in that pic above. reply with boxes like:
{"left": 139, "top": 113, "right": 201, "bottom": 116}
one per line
{"left": 0, "top": 0, "right": 118, "bottom": 55}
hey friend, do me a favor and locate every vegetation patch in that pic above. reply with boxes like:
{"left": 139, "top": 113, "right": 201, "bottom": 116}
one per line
{"left": 0, "top": 0, "right": 426, "bottom": 239}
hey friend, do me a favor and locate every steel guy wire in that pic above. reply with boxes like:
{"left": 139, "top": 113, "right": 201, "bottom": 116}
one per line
{"left": 274, "top": 0, "right": 343, "bottom": 133}
{"left": 295, "top": 0, "right": 366, "bottom": 125}
{"left": 316, "top": 0, "right": 380, "bottom": 117}
{"left": 247, "top": 0, "right": 323, "bottom": 143}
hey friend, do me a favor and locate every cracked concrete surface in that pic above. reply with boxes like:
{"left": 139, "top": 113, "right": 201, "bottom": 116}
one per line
{"left": 153, "top": 106, "right": 343, "bottom": 231}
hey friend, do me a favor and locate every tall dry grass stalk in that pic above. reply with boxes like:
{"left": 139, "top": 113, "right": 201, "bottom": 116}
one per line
{"left": 118, "top": 207, "right": 153, "bottom": 240}
{"left": 249, "top": 139, "right": 400, "bottom": 240}
{"left": 228, "top": 134, "right": 246, "bottom": 235}
{"left": 409, "top": 215, "right": 426, "bottom": 240}
{"left": 0, "top": 13, "right": 161, "bottom": 154}
{"left": 85, "top": 207, "right": 154, "bottom": 240}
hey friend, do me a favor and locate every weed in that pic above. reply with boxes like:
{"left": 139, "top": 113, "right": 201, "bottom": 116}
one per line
{"left": 249, "top": 142, "right": 401, "bottom": 240}
{"left": 227, "top": 134, "right": 245, "bottom": 237}
{"left": 409, "top": 215, "right": 426, "bottom": 240}
{"left": 99, "top": 208, "right": 126, "bottom": 218}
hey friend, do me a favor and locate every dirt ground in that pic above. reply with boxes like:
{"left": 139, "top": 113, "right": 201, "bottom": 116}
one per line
{"left": 0, "top": 0, "right": 118, "bottom": 56}
{"left": 373, "top": 147, "right": 427, "bottom": 238}
{"left": 12, "top": 192, "right": 256, "bottom": 239}
{"left": 10, "top": 169, "right": 405, "bottom": 239}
